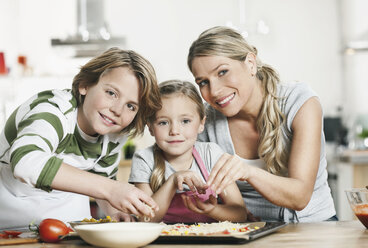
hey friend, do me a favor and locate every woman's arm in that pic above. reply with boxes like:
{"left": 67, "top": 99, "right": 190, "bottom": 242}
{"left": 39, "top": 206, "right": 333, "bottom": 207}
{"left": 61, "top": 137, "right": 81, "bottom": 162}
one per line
{"left": 207, "top": 98, "right": 322, "bottom": 210}
{"left": 51, "top": 162, "right": 158, "bottom": 217}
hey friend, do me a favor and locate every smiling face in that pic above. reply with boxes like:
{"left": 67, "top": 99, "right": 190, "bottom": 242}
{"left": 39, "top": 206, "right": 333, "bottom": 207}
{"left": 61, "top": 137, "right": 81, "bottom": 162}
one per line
{"left": 77, "top": 66, "right": 140, "bottom": 136}
{"left": 149, "top": 94, "right": 205, "bottom": 160}
{"left": 191, "top": 55, "right": 258, "bottom": 117}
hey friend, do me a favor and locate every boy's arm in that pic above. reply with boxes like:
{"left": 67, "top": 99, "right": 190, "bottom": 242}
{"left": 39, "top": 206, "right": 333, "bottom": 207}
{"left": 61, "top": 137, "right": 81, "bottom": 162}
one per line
{"left": 51, "top": 162, "right": 158, "bottom": 218}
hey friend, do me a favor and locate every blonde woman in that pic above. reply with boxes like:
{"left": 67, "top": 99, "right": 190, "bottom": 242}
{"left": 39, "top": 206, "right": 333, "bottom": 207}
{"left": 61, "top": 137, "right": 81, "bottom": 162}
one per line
{"left": 129, "top": 80, "right": 247, "bottom": 223}
{"left": 187, "top": 26, "right": 337, "bottom": 222}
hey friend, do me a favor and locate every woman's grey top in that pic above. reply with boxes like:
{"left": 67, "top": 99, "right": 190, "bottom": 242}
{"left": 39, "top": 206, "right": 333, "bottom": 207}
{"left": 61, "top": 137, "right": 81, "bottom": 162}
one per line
{"left": 198, "top": 82, "right": 336, "bottom": 222}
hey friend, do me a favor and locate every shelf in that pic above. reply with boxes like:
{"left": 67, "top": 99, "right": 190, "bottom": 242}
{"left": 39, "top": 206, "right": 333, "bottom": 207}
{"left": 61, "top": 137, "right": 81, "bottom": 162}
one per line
{"left": 344, "top": 41, "right": 368, "bottom": 53}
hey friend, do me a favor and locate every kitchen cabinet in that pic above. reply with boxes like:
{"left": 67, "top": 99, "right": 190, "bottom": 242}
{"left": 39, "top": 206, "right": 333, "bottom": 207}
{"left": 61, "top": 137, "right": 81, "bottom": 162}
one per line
{"left": 334, "top": 150, "right": 368, "bottom": 220}
{"left": 117, "top": 159, "right": 132, "bottom": 182}
{"left": 340, "top": 150, "right": 368, "bottom": 188}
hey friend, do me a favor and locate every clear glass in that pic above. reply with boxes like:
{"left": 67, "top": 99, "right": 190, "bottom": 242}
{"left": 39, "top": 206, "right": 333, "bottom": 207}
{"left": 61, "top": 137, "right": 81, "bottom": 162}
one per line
{"left": 345, "top": 188, "right": 368, "bottom": 228}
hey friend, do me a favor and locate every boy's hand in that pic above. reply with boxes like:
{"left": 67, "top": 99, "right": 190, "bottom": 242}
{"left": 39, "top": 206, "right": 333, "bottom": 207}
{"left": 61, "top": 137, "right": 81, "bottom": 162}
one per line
{"left": 110, "top": 212, "right": 137, "bottom": 222}
{"left": 107, "top": 181, "right": 158, "bottom": 218}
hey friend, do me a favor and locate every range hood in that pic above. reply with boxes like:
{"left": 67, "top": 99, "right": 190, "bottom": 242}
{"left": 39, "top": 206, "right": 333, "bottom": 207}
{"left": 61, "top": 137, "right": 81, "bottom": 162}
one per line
{"left": 51, "top": 0, "right": 125, "bottom": 57}
{"left": 344, "top": 31, "right": 368, "bottom": 54}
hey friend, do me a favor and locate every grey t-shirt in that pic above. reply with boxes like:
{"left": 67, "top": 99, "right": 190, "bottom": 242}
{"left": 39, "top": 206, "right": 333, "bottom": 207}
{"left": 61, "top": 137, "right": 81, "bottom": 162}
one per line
{"left": 198, "top": 82, "right": 336, "bottom": 222}
{"left": 129, "top": 141, "right": 224, "bottom": 192}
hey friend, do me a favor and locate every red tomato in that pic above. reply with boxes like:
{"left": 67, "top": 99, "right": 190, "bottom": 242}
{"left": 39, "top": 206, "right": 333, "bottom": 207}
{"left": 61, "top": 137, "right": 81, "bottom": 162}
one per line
{"left": 0, "top": 233, "right": 9, "bottom": 238}
{"left": 38, "top": 218, "right": 70, "bottom": 243}
{"left": 3, "top": 230, "right": 22, "bottom": 237}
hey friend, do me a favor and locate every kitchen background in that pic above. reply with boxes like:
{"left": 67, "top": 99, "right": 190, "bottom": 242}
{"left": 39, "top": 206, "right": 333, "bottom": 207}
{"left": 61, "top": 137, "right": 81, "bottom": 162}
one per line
{"left": 0, "top": 0, "right": 367, "bottom": 220}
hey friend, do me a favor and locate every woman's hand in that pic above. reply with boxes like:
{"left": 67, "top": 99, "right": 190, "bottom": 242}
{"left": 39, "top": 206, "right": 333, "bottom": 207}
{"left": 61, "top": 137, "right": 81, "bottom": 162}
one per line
{"left": 206, "top": 153, "right": 252, "bottom": 194}
{"left": 172, "top": 171, "right": 207, "bottom": 194}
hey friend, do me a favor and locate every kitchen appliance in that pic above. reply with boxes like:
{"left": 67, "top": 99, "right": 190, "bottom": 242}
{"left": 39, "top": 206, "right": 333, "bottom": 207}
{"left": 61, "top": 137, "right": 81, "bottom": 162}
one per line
{"left": 51, "top": 0, "right": 125, "bottom": 57}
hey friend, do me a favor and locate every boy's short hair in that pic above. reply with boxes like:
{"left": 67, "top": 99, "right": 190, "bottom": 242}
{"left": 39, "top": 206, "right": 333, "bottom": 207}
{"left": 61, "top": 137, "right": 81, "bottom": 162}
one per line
{"left": 72, "top": 47, "right": 161, "bottom": 137}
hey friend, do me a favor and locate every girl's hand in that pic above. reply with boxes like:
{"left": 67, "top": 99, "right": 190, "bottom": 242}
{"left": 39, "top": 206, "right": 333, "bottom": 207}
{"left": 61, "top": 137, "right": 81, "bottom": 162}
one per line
{"left": 107, "top": 181, "right": 158, "bottom": 218}
{"left": 181, "top": 194, "right": 217, "bottom": 215}
{"left": 206, "top": 153, "right": 251, "bottom": 194}
{"left": 172, "top": 171, "right": 207, "bottom": 194}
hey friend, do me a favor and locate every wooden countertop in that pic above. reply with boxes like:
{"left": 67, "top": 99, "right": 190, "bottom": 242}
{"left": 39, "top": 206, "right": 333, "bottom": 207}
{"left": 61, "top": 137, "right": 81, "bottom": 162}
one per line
{"left": 340, "top": 149, "right": 368, "bottom": 164}
{"left": 1, "top": 221, "right": 367, "bottom": 248}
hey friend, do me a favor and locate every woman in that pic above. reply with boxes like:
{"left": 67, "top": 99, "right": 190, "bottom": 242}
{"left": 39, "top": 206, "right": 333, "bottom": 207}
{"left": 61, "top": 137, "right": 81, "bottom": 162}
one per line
{"left": 187, "top": 26, "right": 336, "bottom": 222}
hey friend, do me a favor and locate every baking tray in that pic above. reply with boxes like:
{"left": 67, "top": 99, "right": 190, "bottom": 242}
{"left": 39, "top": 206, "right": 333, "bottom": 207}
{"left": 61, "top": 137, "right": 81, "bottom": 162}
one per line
{"left": 153, "top": 221, "right": 287, "bottom": 244}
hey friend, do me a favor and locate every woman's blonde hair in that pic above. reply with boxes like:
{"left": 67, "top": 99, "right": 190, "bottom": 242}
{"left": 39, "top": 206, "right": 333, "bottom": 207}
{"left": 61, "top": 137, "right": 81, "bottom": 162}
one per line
{"left": 149, "top": 80, "right": 205, "bottom": 192}
{"left": 188, "top": 26, "right": 288, "bottom": 175}
{"left": 72, "top": 47, "right": 161, "bottom": 138}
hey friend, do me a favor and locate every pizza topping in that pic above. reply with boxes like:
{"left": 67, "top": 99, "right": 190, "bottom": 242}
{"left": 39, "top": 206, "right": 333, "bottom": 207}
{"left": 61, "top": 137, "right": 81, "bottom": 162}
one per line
{"left": 81, "top": 216, "right": 116, "bottom": 223}
{"left": 161, "top": 221, "right": 255, "bottom": 236}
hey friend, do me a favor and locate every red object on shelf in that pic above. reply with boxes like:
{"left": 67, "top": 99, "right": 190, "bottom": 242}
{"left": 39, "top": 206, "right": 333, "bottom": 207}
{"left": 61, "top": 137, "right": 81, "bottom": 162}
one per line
{"left": 17, "top": 55, "right": 27, "bottom": 66}
{"left": 0, "top": 52, "right": 8, "bottom": 75}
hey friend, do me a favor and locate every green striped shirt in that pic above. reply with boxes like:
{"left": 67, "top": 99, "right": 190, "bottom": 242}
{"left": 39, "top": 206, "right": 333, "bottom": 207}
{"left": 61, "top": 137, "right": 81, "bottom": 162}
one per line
{"left": 0, "top": 89, "right": 127, "bottom": 192}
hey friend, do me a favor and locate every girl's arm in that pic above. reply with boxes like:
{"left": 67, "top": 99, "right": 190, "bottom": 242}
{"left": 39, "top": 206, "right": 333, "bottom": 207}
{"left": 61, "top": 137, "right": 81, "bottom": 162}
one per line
{"left": 182, "top": 182, "right": 247, "bottom": 222}
{"left": 135, "top": 170, "right": 208, "bottom": 222}
{"left": 51, "top": 162, "right": 158, "bottom": 218}
{"left": 206, "top": 98, "right": 322, "bottom": 211}
{"left": 135, "top": 176, "right": 176, "bottom": 222}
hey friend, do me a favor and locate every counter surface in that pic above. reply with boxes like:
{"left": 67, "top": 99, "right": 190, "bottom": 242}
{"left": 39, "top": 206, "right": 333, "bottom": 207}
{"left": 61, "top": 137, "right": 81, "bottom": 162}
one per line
{"left": 1, "top": 221, "right": 366, "bottom": 248}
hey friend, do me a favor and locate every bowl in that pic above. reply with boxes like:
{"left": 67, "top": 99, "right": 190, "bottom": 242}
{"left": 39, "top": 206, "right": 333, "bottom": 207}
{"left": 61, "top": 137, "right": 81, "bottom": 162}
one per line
{"left": 74, "top": 222, "right": 164, "bottom": 248}
{"left": 345, "top": 188, "right": 368, "bottom": 229}
{"left": 69, "top": 220, "right": 116, "bottom": 229}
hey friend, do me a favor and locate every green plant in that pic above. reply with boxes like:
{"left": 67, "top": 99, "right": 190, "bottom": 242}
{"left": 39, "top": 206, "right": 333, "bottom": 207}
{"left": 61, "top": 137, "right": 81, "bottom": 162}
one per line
{"left": 358, "top": 128, "right": 368, "bottom": 139}
{"left": 123, "top": 139, "right": 136, "bottom": 159}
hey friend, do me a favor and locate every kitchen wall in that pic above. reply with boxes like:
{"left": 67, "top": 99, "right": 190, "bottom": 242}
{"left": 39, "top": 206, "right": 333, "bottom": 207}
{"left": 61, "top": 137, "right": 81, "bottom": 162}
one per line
{"left": 0, "top": 0, "right": 344, "bottom": 146}
{"left": 339, "top": 0, "right": 368, "bottom": 133}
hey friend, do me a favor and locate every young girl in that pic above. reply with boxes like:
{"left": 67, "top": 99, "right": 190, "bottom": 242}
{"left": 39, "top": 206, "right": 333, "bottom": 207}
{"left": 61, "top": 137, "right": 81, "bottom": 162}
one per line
{"left": 0, "top": 47, "right": 161, "bottom": 229}
{"left": 129, "top": 80, "right": 247, "bottom": 223}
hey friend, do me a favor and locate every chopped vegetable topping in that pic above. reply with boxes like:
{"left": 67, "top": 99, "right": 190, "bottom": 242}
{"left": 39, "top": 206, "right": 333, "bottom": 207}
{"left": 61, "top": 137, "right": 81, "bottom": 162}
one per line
{"left": 161, "top": 221, "right": 255, "bottom": 236}
{"left": 81, "top": 216, "right": 116, "bottom": 223}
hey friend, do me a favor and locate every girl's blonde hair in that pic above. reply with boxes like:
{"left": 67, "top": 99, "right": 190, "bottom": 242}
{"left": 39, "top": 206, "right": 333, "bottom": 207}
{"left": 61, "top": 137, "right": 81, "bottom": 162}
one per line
{"left": 72, "top": 47, "right": 161, "bottom": 138}
{"left": 149, "top": 80, "right": 205, "bottom": 192}
{"left": 188, "top": 26, "right": 288, "bottom": 176}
